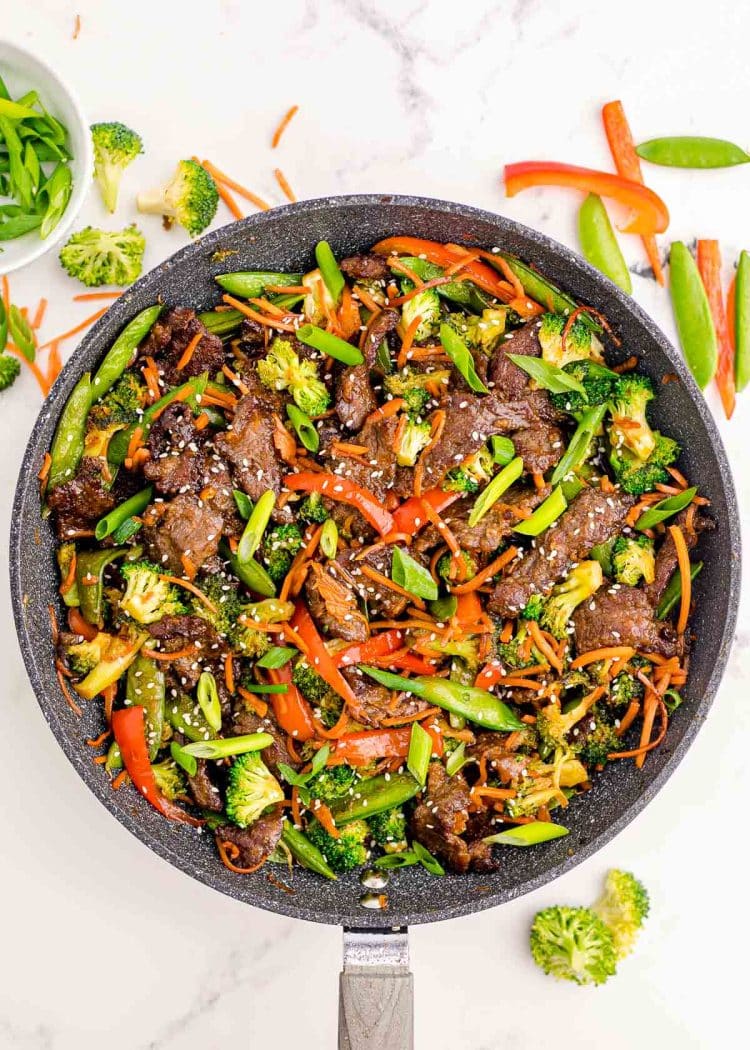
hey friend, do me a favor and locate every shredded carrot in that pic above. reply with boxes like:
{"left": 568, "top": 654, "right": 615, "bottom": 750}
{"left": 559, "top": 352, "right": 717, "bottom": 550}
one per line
{"left": 38, "top": 452, "right": 51, "bottom": 486}
{"left": 389, "top": 275, "right": 455, "bottom": 306}
{"left": 46, "top": 341, "right": 62, "bottom": 388}
{"left": 217, "top": 836, "right": 269, "bottom": 874}
{"left": 389, "top": 258, "right": 425, "bottom": 288}
{"left": 176, "top": 332, "right": 204, "bottom": 371}
{"left": 449, "top": 546, "right": 519, "bottom": 594}
{"left": 159, "top": 574, "right": 218, "bottom": 613}
{"left": 666, "top": 467, "right": 689, "bottom": 489}
{"left": 2, "top": 275, "right": 9, "bottom": 315}
{"left": 215, "top": 179, "right": 244, "bottom": 220}
{"left": 101, "top": 683, "right": 116, "bottom": 725}
{"left": 59, "top": 552, "right": 77, "bottom": 596}
{"left": 313, "top": 708, "right": 350, "bottom": 740}
{"left": 365, "top": 398, "right": 404, "bottom": 424}
{"left": 397, "top": 313, "right": 423, "bottom": 368}
{"left": 612, "top": 355, "right": 638, "bottom": 374}
{"left": 272, "top": 104, "right": 299, "bottom": 149}
{"left": 353, "top": 284, "right": 382, "bottom": 314}
{"left": 471, "top": 786, "right": 516, "bottom": 804}
{"left": 93, "top": 754, "right": 108, "bottom": 765}
{"left": 360, "top": 564, "right": 426, "bottom": 610}
{"left": 329, "top": 441, "right": 369, "bottom": 459}
{"left": 668, "top": 524, "right": 691, "bottom": 634}
{"left": 57, "top": 666, "right": 82, "bottom": 716}
{"left": 7, "top": 344, "right": 50, "bottom": 396}
{"left": 73, "top": 13, "right": 81, "bottom": 38}
{"left": 420, "top": 498, "right": 460, "bottom": 556}
{"left": 314, "top": 802, "right": 340, "bottom": 839}
{"left": 194, "top": 412, "right": 210, "bottom": 431}
{"left": 273, "top": 167, "right": 297, "bottom": 203}
{"left": 180, "top": 554, "right": 197, "bottom": 581}
{"left": 125, "top": 426, "right": 144, "bottom": 465}
{"left": 68, "top": 607, "right": 98, "bottom": 641}
{"left": 141, "top": 358, "right": 162, "bottom": 403}
{"left": 224, "top": 653, "right": 235, "bottom": 694}
{"left": 32, "top": 298, "right": 48, "bottom": 329}
{"left": 221, "top": 363, "right": 250, "bottom": 395}
{"left": 443, "top": 250, "right": 483, "bottom": 279}
{"left": 279, "top": 526, "right": 322, "bottom": 602}
{"left": 381, "top": 706, "right": 441, "bottom": 727}
{"left": 616, "top": 700, "right": 641, "bottom": 737}
{"left": 37, "top": 308, "right": 108, "bottom": 352}
{"left": 237, "top": 686, "right": 269, "bottom": 718}
{"left": 608, "top": 697, "right": 668, "bottom": 761}
{"left": 73, "top": 291, "right": 123, "bottom": 302}
{"left": 291, "top": 786, "right": 302, "bottom": 827}
{"left": 266, "top": 284, "right": 308, "bottom": 295}
{"left": 201, "top": 160, "right": 271, "bottom": 211}
{"left": 112, "top": 770, "right": 129, "bottom": 790}
{"left": 570, "top": 646, "right": 635, "bottom": 669}
{"left": 527, "top": 620, "right": 563, "bottom": 673}
{"left": 142, "top": 645, "right": 198, "bottom": 662}
{"left": 222, "top": 294, "right": 297, "bottom": 333}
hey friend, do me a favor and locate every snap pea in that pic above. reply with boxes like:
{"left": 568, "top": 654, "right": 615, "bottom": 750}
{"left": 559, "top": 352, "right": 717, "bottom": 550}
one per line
{"left": 166, "top": 692, "right": 215, "bottom": 743}
{"left": 389, "top": 256, "right": 489, "bottom": 312}
{"left": 237, "top": 490, "right": 276, "bottom": 565}
{"left": 95, "top": 486, "right": 153, "bottom": 540}
{"left": 286, "top": 403, "right": 319, "bottom": 452}
{"left": 0, "top": 297, "right": 7, "bottom": 353}
{"left": 329, "top": 772, "right": 422, "bottom": 824}
{"left": 8, "top": 304, "right": 36, "bottom": 360}
{"left": 656, "top": 560, "right": 703, "bottom": 620}
{"left": 297, "top": 323, "right": 364, "bottom": 366}
{"left": 636, "top": 136, "right": 750, "bottom": 169}
{"left": 513, "top": 485, "right": 567, "bottom": 536}
{"left": 48, "top": 373, "right": 92, "bottom": 490}
{"left": 669, "top": 242, "right": 717, "bottom": 389}
{"left": 468, "top": 456, "right": 524, "bottom": 527}
{"left": 90, "top": 305, "right": 162, "bottom": 402}
{"left": 220, "top": 539, "right": 276, "bottom": 598}
{"left": 550, "top": 404, "right": 608, "bottom": 485}
{"left": 635, "top": 486, "right": 697, "bottom": 531}
{"left": 108, "top": 373, "right": 208, "bottom": 465}
{"left": 483, "top": 822, "right": 569, "bottom": 847}
{"left": 734, "top": 250, "right": 750, "bottom": 391}
{"left": 319, "top": 517, "right": 338, "bottom": 559}
{"left": 126, "top": 654, "right": 165, "bottom": 761}
{"left": 361, "top": 667, "right": 524, "bottom": 732}
{"left": 214, "top": 271, "right": 302, "bottom": 298}
{"left": 493, "top": 253, "right": 601, "bottom": 331}
{"left": 314, "top": 241, "right": 345, "bottom": 303}
{"left": 439, "top": 323, "right": 489, "bottom": 394}
{"left": 197, "top": 671, "right": 222, "bottom": 733}
{"left": 407, "top": 722, "right": 432, "bottom": 785}
{"left": 197, "top": 308, "right": 244, "bottom": 337}
{"left": 578, "top": 194, "right": 632, "bottom": 294}
{"left": 281, "top": 821, "right": 337, "bottom": 881}
{"left": 75, "top": 547, "right": 128, "bottom": 627}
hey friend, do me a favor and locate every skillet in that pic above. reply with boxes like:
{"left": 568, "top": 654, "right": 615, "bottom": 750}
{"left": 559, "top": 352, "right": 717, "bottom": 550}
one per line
{"left": 10, "top": 195, "right": 740, "bottom": 1048}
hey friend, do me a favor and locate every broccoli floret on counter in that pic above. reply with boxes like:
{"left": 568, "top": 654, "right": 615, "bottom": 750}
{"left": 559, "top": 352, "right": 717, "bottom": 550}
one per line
{"left": 394, "top": 415, "right": 432, "bottom": 467}
{"left": 539, "top": 560, "right": 603, "bottom": 640}
{"left": 90, "top": 121, "right": 143, "bottom": 213}
{"left": 59, "top": 225, "right": 145, "bottom": 287}
{"left": 538, "top": 312, "right": 605, "bottom": 369}
{"left": 120, "top": 560, "right": 187, "bottom": 624}
{"left": 306, "top": 817, "right": 370, "bottom": 873}
{"left": 530, "top": 906, "right": 617, "bottom": 986}
{"left": 0, "top": 354, "right": 21, "bottom": 392}
{"left": 137, "top": 158, "right": 218, "bottom": 237}
{"left": 592, "top": 869, "right": 650, "bottom": 959}
{"left": 368, "top": 807, "right": 408, "bottom": 854}
{"left": 225, "top": 752, "right": 285, "bottom": 829}
{"left": 256, "top": 338, "right": 331, "bottom": 417}
{"left": 612, "top": 535, "right": 655, "bottom": 586}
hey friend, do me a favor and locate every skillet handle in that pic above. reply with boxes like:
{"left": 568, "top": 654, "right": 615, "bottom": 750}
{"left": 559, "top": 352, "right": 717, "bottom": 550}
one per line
{"left": 339, "top": 927, "right": 413, "bottom": 1050}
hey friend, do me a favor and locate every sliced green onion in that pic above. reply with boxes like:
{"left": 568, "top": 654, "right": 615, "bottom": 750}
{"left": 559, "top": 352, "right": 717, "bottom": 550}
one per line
{"left": 412, "top": 840, "right": 445, "bottom": 875}
{"left": 468, "top": 456, "right": 524, "bottom": 527}
{"left": 373, "top": 851, "right": 419, "bottom": 870}
{"left": 320, "top": 517, "right": 339, "bottom": 559}
{"left": 181, "top": 732, "right": 273, "bottom": 759}
{"left": 111, "top": 516, "right": 142, "bottom": 545}
{"left": 233, "top": 489, "right": 253, "bottom": 519}
{"left": 237, "top": 489, "right": 276, "bottom": 564}
{"left": 256, "top": 645, "right": 297, "bottom": 669}
{"left": 636, "top": 487, "right": 697, "bottom": 531}
{"left": 314, "top": 241, "right": 345, "bottom": 303}
{"left": 196, "top": 671, "right": 222, "bottom": 732}
{"left": 95, "top": 486, "right": 153, "bottom": 540}
{"left": 170, "top": 740, "right": 197, "bottom": 777}
{"left": 407, "top": 721, "right": 432, "bottom": 785}
{"left": 513, "top": 486, "right": 567, "bottom": 536}
{"left": 506, "top": 353, "right": 587, "bottom": 397}
{"left": 391, "top": 546, "right": 438, "bottom": 601}
{"left": 656, "top": 561, "right": 703, "bottom": 620}
{"left": 241, "top": 683, "right": 288, "bottom": 694}
{"left": 483, "top": 822, "right": 569, "bottom": 846}
{"left": 490, "top": 435, "right": 516, "bottom": 466}
{"left": 663, "top": 688, "right": 683, "bottom": 713}
{"left": 439, "top": 323, "right": 489, "bottom": 394}
{"left": 445, "top": 741, "right": 467, "bottom": 777}
{"left": 550, "top": 404, "right": 607, "bottom": 486}
{"left": 287, "top": 403, "right": 319, "bottom": 452}
{"left": 297, "top": 323, "right": 364, "bottom": 365}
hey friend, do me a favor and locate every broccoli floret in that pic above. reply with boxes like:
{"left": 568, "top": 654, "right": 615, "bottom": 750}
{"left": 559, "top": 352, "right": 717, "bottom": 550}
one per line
{"left": 505, "top": 755, "right": 588, "bottom": 817}
{"left": 530, "top": 906, "right": 617, "bottom": 985}
{"left": 521, "top": 593, "right": 546, "bottom": 621}
{"left": 306, "top": 817, "right": 370, "bottom": 873}
{"left": 368, "top": 807, "right": 408, "bottom": 853}
{"left": 540, "top": 560, "right": 603, "bottom": 641}
{"left": 609, "top": 374, "right": 658, "bottom": 461}
{"left": 394, "top": 415, "right": 432, "bottom": 467}
{"left": 90, "top": 122, "right": 143, "bottom": 213}
{"left": 307, "top": 763, "right": 360, "bottom": 804}
{"left": 384, "top": 366, "right": 451, "bottom": 415}
{"left": 538, "top": 312, "right": 605, "bottom": 369}
{"left": 298, "top": 491, "right": 329, "bottom": 525}
{"left": 137, "top": 158, "right": 218, "bottom": 237}
{"left": 496, "top": 622, "right": 536, "bottom": 670}
{"left": 120, "top": 560, "right": 187, "bottom": 624}
{"left": 302, "top": 268, "right": 337, "bottom": 326}
{"left": 592, "top": 869, "right": 650, "bottom": 959}
{"left": 401, "top": 285, "right": 441, "bottom": 341}
{"left": 550, "top": 360, "right": 618, "bottom": 418}
{"left": 577, "top": 708, "right": 620, "bottom": 766}
{"left": 59, "top": 225, "right": 145, "bottom": 287}
{"left": 537, "top": 690, "right": 608, "bottom": 758}
{"left": 611, "top": 535, "right": 655, "bottom": 586}
{"left": 446, "top": 308, "right": 507, "bottom": 353}
{"left": 88, "top": 372, "right": 147, "bottom": 429}
{"left": 436, "top": 549, "right": 477, "bottom": 584}
{"left": 292, "top": 660, "right": 330, "bottom": 705}
{"left": 260, "top": 522, "right": 303, "bottom": 584}
{"left": 608, "top": 432, "right": 680, "bottom": 495}
{"left": 607, "top": 671, "right": 644, "bottom": 709}
{"left": 228, "top": 621, "right": 271, "bottom": 659}
{"left": 0, "top": 354, "right": 20, "bottom": 392}
{"left": 67, "top": 633, "right": 112, "bottom": 676}
{"left": 416, "top": 632, "right": 480, "bottom": 675}
{"left": 224, "top": 752, "right": 284, "bottom": 828}
{"left": 443, "top": 445, "right": 495, "bottom": 494}
{"left": 442, "top": 467, "right": 479, "bottom": 494}
{"left": 152, "top": 759, "right": 188, "bottom": 802}
{"left": 256, "top": 337, "right": 330, "bottom": 417}
{"left": 193, "top": 575, "right": 243, "bottom": 636}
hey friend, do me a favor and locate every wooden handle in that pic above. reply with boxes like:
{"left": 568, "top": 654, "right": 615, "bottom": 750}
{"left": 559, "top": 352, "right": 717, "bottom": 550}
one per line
{"left": 339, "top": 929, "right": 413, "bottom": 1050}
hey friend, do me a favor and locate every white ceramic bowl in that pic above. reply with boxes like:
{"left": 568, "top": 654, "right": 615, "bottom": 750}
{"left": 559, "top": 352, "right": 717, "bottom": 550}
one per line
{"left": 0, "top": 39, "right": 93, "bottom": 275}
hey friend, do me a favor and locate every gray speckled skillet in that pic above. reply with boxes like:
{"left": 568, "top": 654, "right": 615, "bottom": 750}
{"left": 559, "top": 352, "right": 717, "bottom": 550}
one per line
{"left": 9, "top": 196, "right": 740, "bottom": 1047}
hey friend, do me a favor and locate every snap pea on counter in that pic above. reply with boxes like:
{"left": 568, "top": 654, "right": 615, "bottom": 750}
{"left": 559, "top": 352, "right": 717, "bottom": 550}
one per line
{"left": 45, "top": 236, "right": 704, "bottom": 881}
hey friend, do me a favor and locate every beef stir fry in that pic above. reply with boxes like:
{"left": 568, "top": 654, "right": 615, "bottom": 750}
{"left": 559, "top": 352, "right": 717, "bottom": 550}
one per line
{"left": 44, "top": 236, "right": 708, "bottom": 879}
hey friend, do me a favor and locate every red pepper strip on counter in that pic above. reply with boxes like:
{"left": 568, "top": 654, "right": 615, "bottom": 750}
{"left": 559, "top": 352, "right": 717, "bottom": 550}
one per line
{"left": 696, "top": 239, "right": 736, "bottom": 419}
{"left": 291, "top": 602, "right": 359, "bottom": 707}
{"left": 111, "top": 707, "right": 202, "bottom": 826}
{"left": 371, "top": 236, "right": 515, "bottom": 301}
{"left": 266, "top": 664, "right": 317, "bottom": 742}
{"left": 283, "top": 472, "right": 395, "bottom": 537}
{"left": 504, "top": 161, "right": 670, "bottom": 236}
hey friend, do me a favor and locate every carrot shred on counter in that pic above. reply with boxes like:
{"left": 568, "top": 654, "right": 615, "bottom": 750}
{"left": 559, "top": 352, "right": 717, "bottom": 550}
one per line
{"left": 215, "top": 179, "right": 244, "bottom": 221}
{"left": 37, "top": 308, "right": 108, "bottom": 352}
{"left": 7, "top": 344, "right": 50, "bottom": 396}
{"left": 201, "top": 160, "right": 271, "bottom": 212}
{"left": 273, "top": 168, "right": 297, "bottom": 203}
{"left": 73, "top": 14, "right": 81, "bottom": 39}
{"left": 176, "top": 332, "right": 203, "bottom": 370}
{"left": 47, "top": 342, "right": 62, "bottom": 388}
{"left": 272, "top": 105, "right": 299, "bottom": 149}
{"left": 668, "top": 524, "right": 692, "bottom": 634}
{"left": 73, "top": 291, "right": 123, "bottom": 302}
{"left": 32, "top": 298, "right": 48, "bottom": 328}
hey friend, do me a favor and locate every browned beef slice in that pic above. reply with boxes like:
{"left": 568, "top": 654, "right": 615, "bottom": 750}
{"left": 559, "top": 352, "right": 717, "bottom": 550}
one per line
{"left": 142, "top": 493, "right": 223, "bottom": 575}
{"left": 187, "top": 760, "right": 223, "bottom": 811}
{"left": 420, "top": 392, "right": 535, "bottom": 487}
{"left": 362, "top": 308, "right": 400, "bottom": 367}
{"left": 140, "top": 306, "right": 224, "bottom": 384}
{"left": 47, "top": 458, "right": 117, "bottom": 538}
{"left": 215, "top": 807, "right": 284, "bottom": 869}
{"left": 488, "top": 487, "right": 633, "bottom": 617}
{"left": 464, "top": 812, "right": 500, "bottom": 873}
{"left": 573, "top": 584, "right": 683, "bottom": 658}
{"left": 411, "top": 763, "right": 474, "bottom": 874}
{"left": 237, "top": 317, "right": 267, "bottom": 354}
{"left": 466, "top": 733, "right": 529, "bottom": 784}
{"left": 488, "top": 320, "right": 542, "bottom": 398}
{"left": 511, "top": 421, "right": 565, "bottom": 475}
{"left": 336, "top": 545, "right": 410, "bottom": 618}
{"left": 231, "top": 704, "right": 298, "bottom": 778}
{"left": 645, "top": 508, "right": 713, "bottom": 607}
{"left": 340, "top": 254, "right": 390, "bottom": 281}
{"left": 144, "top": 403, "right": 203, "bottom": 494}
{"left": 323, "top": 415, "right": 399, "bottom": 502}
{"left": 148, "top": 615, "right": 226, "bottom": 690}
{"left": 335, "top": 365, "right": 377, "bottom": 430}
{"left": 304, "top": 562, "right": 369, "bottom": 643}
{"left": 438, "top": 487, "right": 550, "bottom": 555}
{"left": 341, "top": 668, "right": 429, "bottom": 728}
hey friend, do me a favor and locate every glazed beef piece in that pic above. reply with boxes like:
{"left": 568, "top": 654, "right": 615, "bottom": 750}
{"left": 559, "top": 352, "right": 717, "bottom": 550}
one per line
{"left": 410, "top": 763, "right": 476, "bottom": 874}
{"left": 466, "top": 733, "right": 529, "bottom": 784}
{"left": 573, "top": 584, "right": 683, "bottom": 659}
{"left": 47, "top": 458, "right": 117, "bottom": 538}
{"left": 215, "top": 807, "right": 284, "bottom": 870}
{"left": 488, "top": 320, "right": 543, "bottom": 398}
{"left": 335, "top": 364, "right": 377, "bottom": 430}
{"left": 511, "top": 421, "right": 565, "bottom": 475}
{"left": 430, "top": 486, "right": 550, "bottom": 555}
{"left": 488, "top": 487, "right": 633, "bottom": 617}
{"left": 236, "top": 317, "right": 267, "bottom": 355}
{"left": 361, "top": 308, "right": 401, "bottom": 367}
{"left": 187, "top": 760, "right": 223, "bottom": 812}
{"left": 645, "top": 508, "right": 713, "bottom": 607}
{"left": 139, "top": 306, "right": 224, "bottom": 385}
{"left": 231, "top": 704, "right": 299, "bottom": 778}
{"left": 341, "top": 668, "right": 430, "bottom": 728}
{"left": 148, "top": 614, "right": 227, "bottom": 689}
{"left": 142, "top": 493, "right": 223, "bottom": 575}
{"left": 304, "top": 562, "right": 369, "bottom": 643}
{"left": 336, "top": 545, "right": 410, "bottom": 618}
{"left": 340, "top": 254, "right": 390, "bottom": 281}
{"left": 323, "top": 414, "right": 399, "bottom": 501}
{"left": 144, "top": 403, "right": 204, "bottom": 495}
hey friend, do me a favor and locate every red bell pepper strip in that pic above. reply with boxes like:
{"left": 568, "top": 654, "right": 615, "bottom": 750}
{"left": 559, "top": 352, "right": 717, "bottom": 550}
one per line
{"left": 696, "top": 239, "right": 736, "bottom": 419}
{"left": 474, "top": 662, "right": 504, "bottom": 690}
{"left": 390, "top": 488, "right": 460, "bottom": 538}
{"left": 335, "top": 629, "right": 404, "bottom": 668}
{"left": 283, "top": 472, "right": 395, "bottom": 537}
{"left": 266, "top": 665, "right": 316, "bottom": 741}
{"left": 111, "top": 706, "right": 202, "bottom": 826}
{"left": 291, "top": 602, "right": 359, "bottom": 707}
{"left": 504, "top": 162, "right": 670, "bottom": 236}
{"left": 383, "top": 653, "right": 438, "bottom": 676}
{"left": 371, "top": 236, "right": 514, "bottom": 301}
{"left": 331, "top": 721, "right": 443, "bottom": 766}
{"left": 601, "top": 101, "right": 666, "bottom": 285}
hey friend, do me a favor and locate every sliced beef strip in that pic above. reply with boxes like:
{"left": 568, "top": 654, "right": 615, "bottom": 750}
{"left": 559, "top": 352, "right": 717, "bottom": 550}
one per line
{"left": 436, "top": 486, "right": 550, "bottom": 555}
{"left": 488, "top": 487, "right": 634, "bottom": 617}
{"left": 142, "top": 493, "right": 224, "bottom": 576}
{"left": 236, "top": 317, "right": 267, "bottom": 356}
{"left": 361, "top": 308, "right": 400, "bottom": 368}
{"left": 644, "top": 508, "right": 713, "bottom": 607}
{"left": 139, "top": 306, "right": 225, "bottom": 385}
{"left": 510, "top": 420, "right": 565, "bottom": 475}
{"left": 464, "top": 812, "right": 500, "bottom": 873}
{"left": 341, "top": 668, "right": 430, "bottom": 728}
{"left": 466, "top": 733, "right": 530, "bottom": 784}
{"left": 304, "top": 562, "right": 369, "bottom": 643}
{"left": 148, "top": 614, "right": 227, "bottom": 690}
{"left": 323, "top": 414, "right": 399, "bottom": 502}
{"left": 335, "top": 364, "right": 377, "bottom": 430}
{"left": 488, "top": 320, "right": 543, "bottom": 398}
{"left": 336, "top": 545, "right": 410, "bottom": 618}
{"left": 47, "top": 457, "right": 117, "bottom": 539}
{"left": 340, "top": 254, "right": 390, "bottom": 281}
{"left": 215, "top": 807, "right": 284, "bottom": 870}
{"left": 410, "top": 763, "right": 475, "bottom": 874}
{"left": 187, "top": 760, "right": 223, "bottom": 812}
{"left": 231, "top": 703, "right": 299, "bottom": 779}
{"left": 572, "top": 584, "right": 683, "bottom": 659}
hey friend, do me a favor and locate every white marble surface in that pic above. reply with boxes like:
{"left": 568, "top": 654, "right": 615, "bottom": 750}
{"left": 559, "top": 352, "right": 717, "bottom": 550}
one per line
{"left": 1, "top": 2, "right": 748, "bottom": 1047}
